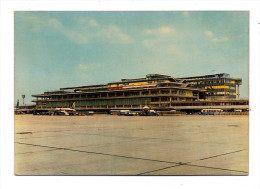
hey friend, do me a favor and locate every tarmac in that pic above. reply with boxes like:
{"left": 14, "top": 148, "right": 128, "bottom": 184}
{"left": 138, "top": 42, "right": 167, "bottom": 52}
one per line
{"left": 14, "top": 114, "right": 249, "bottom": 175}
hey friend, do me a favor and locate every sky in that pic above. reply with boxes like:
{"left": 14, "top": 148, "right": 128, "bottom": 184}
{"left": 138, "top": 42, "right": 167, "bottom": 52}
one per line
{"left": 14, "top": 11, "right": 249, "bottom": 104}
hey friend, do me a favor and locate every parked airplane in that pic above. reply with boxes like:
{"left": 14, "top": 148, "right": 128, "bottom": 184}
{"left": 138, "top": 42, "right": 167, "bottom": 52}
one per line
{"left": 52, "top": 102, "right": 76, "bottom": 116}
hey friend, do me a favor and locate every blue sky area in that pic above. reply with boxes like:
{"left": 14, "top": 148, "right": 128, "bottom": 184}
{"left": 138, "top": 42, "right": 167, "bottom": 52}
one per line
{"left": 14, "top": 11, "right": 249, "bottom": 104}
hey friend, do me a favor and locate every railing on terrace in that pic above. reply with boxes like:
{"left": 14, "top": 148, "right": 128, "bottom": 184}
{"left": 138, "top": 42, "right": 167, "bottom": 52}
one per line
{"left": 31, "top": 94, "right": 198, "bottom": 102}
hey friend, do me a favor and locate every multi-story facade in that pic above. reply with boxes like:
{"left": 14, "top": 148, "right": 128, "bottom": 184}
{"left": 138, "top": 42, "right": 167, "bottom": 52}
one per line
{"left": 178, "top": 73, "right": 242, "bottom": 99}
{"left": 31, "top": 73, "right": 248, "bottom": 113}
{"left": 32, "top": 74, "right": 204, "bottom": 111}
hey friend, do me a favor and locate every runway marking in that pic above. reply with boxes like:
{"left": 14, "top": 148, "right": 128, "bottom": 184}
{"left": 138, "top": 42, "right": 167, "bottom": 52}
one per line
{"left": 15, "top": 142, "right": 180, "bottom": 165}
{"left": 15, "top": 149, "right": 59, "bottom": 155}
{"left": 184, "top": 164, "right": 248, "bottom": 174}
{"left": 139, "top": 163, "right": 248, "bottom": 175}
{"left": 16, "top": 132, "right": 33, "bottom": 135}
{"left": 137, "top": 164, "right": 183, "bottom": 175}
{"left": 138, "top": 149, "right": 248, "bottom": 175}
{"left": 194, "top": 149, "right": 246, "bottom": 162}
{"left": 15, "top": 142, "right": 248, "bottom": 175}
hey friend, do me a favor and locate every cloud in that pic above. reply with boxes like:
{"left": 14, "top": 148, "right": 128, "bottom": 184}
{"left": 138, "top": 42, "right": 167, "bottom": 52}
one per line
{"left": 145, "top": 26, "right": 175, "bottom": 36}
{"left": 204, "top": 30, "right": 228, "bottom": 42}
{"left": 100, "top": 24, "right": 133, "bottom": 44}
{"left": 204, "top": 30, "right": 213, "bottom": 37}
{"left": 20, "top": 14, "right": 63, "bottom": 31}
{"left": 88, "top": 19, "right": 98, "bottom": 27}
{"left": 20, "top": 13, "right": 132, "bottom": 45}
{"left": 78, "top": 18, "right": 99, "bottom": 27}
{"left": 212, "top": 37, "right": 229, "bottom": 42}
{"left": 78, "top": 64, "right": 89, "bottom": 70}
{"left": 62, "top": 30, "right": 88, "bottom": 44}
{"left": 142, "top": 26, "right": 177, "bottom": 53}
{"left": 145, "top": 29, "right": 153, "bottom": 35}
{"left": 159, "top": 27, "right": 173, "bottom": 34}
{"left": 20, "top": 14, "right": 90, "bottom": 44}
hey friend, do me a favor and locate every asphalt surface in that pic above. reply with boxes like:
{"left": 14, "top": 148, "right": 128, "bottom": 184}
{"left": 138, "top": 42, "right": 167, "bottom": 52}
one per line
{"left": 14, "top": 114, "right": 249, "bottom": 175}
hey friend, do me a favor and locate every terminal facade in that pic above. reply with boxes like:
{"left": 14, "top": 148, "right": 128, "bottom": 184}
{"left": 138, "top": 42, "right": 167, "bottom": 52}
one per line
{"left": 31, "top": 73, "right": 248, "bottom": 113}
{"left": 178, "top": 73, "right": 242, "bottom": 99}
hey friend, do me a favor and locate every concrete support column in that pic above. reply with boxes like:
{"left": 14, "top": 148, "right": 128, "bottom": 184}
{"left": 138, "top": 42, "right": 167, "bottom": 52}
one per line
{"left": 237, "top": 85, "right": 240, "bottom": 99}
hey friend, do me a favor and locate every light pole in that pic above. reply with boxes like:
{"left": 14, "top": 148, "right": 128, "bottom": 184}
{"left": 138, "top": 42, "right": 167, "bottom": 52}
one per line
{"left": 21, "top": 94, "right": 25, "bottom": 105}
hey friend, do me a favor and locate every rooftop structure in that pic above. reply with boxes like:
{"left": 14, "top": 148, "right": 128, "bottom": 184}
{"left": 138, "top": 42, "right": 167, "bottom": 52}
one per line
{"left": 178, "top": 73, "right": 242, "bottom": 99}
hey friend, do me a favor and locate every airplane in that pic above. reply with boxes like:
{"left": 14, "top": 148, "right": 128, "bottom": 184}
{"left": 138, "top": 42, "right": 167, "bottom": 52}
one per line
{"left": 139, "top": 106, "right": 159, "bottom": 116}
{"left": 52, "top": 102, "right": 76, "bottom": 116}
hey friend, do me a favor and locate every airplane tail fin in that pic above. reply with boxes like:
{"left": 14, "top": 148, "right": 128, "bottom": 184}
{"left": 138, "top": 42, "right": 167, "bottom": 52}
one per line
{"left": 16, "top": 99, "right": 19, "bottom": 108}
{"left": 72, "top": 102, "right": 76, "bottom": 109}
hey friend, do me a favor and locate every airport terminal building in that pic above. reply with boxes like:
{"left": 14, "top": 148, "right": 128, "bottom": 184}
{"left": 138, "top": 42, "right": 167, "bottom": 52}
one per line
{"left": 31, "top": 73, "right": 249, "bottom": 113}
